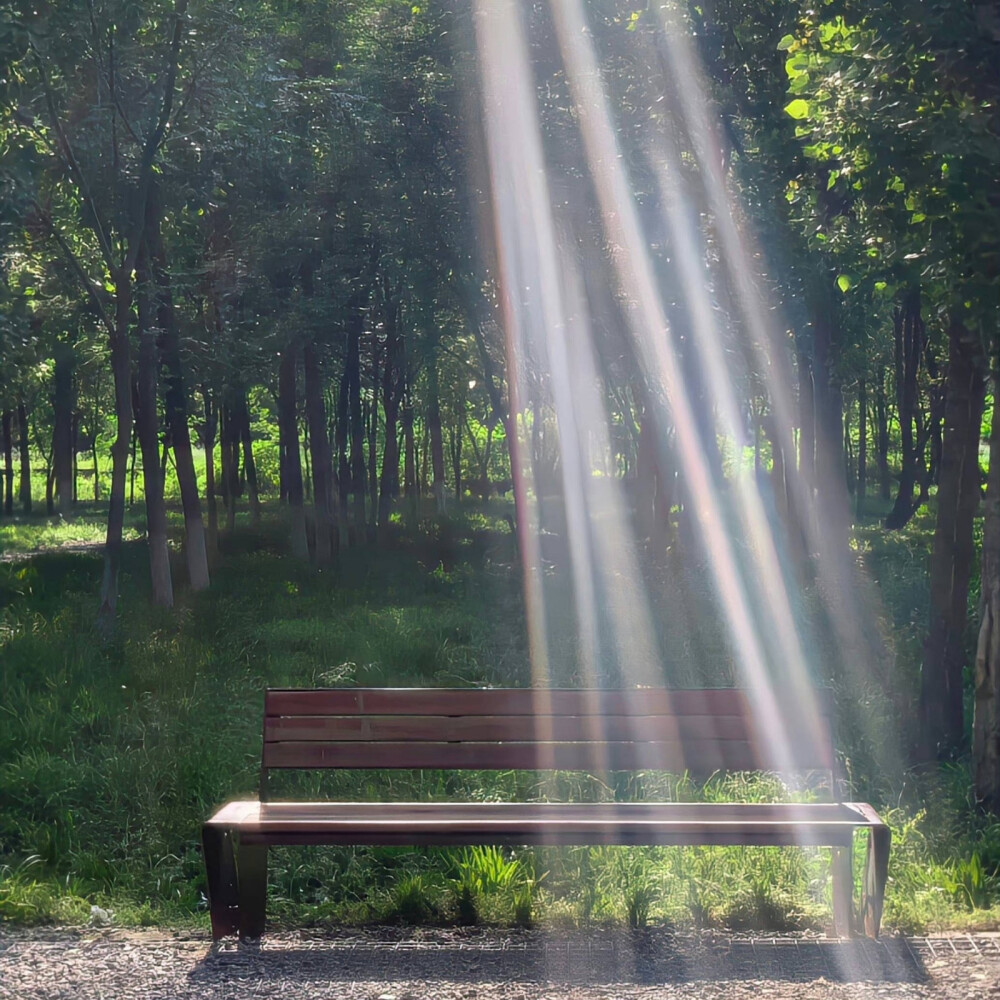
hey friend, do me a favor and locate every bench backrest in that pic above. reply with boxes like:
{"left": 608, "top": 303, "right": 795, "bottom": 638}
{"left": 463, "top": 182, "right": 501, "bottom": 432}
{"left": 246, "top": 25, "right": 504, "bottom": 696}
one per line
{"left": 260, "top": 687, "right": 835, "bottom": 800}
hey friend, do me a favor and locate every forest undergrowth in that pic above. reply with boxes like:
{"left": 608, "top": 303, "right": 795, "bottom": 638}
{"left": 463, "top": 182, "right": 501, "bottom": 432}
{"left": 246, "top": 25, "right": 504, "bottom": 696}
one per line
{"left": 1, "top": 502, "right": 998, "bottom": 935}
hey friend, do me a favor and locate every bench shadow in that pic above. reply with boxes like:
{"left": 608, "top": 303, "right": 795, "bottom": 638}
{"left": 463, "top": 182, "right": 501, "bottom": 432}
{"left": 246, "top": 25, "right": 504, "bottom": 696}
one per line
{"left": 189, "top": 930, "right": 928, "bottom": 987}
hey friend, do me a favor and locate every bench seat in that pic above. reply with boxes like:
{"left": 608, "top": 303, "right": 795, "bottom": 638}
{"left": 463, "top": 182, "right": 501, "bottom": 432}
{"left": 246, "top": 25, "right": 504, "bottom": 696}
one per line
{"left": 207, "top": 799, "right": 884, "bottom": 848}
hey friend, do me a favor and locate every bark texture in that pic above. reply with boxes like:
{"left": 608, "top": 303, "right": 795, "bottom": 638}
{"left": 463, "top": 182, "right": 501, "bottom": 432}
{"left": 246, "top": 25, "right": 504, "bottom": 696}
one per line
{"left": 920, "top": 316, "right": 987, "bottom": 757}
{"left": 975, "top": 365, "right": 1000, "bottom": 809}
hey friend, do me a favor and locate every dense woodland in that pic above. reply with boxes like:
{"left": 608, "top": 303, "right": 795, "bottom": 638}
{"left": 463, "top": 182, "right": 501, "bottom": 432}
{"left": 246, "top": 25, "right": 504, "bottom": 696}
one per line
{"left": 1, "top": 0, "right": 1000, "bottom": 930}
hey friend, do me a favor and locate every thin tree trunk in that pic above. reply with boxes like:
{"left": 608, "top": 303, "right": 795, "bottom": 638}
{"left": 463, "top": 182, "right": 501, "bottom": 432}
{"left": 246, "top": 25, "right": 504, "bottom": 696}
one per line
{"left": 886, "top": 289, "right": 924, "bottom": 529}
{"left": 875, "top": 367, "right": 890, "bottom": 501}
{"left": 72, "top": 412, "right": 79, "bottom": 505}
{"left": 920, "top": 315, "right": 987, "bottom": 758}
{"left": 375, "top": 303, "right": 403, "bottom": 528}
{"left": 304, "top": 342, "right": 332, "bottom": 563}
{"left": 90, "top": 371, "right": 102, "bottom": 501}
{"left": 17, "top": 401, "right": 31, "bottom": 513}
{"left": 975, "top": 352, "right": 1000, "bottom": 810}
{"left": 202, "top": 391, "right": 219, "bottom": 554}
{"left": 403, "top": 370, "right": 417, "bottom": 517}
{"left": 220, "top": 400, "right": 239, "bottom": 534}
{"left": 337, "top": 360, "right": 350, "bottom": 514}
{"left": 348, "top": 310, "right": 366, "bottom": 530}
{"left": 812, "top": 308, "right": 849, "bottom": 547}
{"left": 449, "top": 421, "right": 463, "bottom": 502}
{"left": 279, "top": 345, "right": 308, "bottom": 558}
{"left": 2, "top": 410, "right": 12, "bottom": 516}
{"left": 636, "top": 410, "right": 656, "bottom": 542}
{"left": 147, "top": 184, "right": 209, "bottom": 591}
{"left": 368, "top": 331, "right": 380, "bottom": 532}
{"left": 99, "top": 287, "right": 134, "bottom": 621}
{"left": 135, "top": 257, "right": 173, "bottom": 607}
{"left": 428, "top": 355, "right": 446, "bottom": 513}
{"left": 857, "top": 377, "right": 867, "bottom": 518}
{"left": 53, "top": 343, "right": 75, "bottom": 519}
{"left": 798, "top": 348, "right": 815, "bottom": 486}
{"left": 237, "top": 391, "right": 261, "bottom": 526}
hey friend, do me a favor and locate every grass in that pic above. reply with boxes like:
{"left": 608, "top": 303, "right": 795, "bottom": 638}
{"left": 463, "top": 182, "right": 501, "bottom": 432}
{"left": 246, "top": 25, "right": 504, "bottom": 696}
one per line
{"left": 0, "top": 500, "right": 999, "bottom": 934}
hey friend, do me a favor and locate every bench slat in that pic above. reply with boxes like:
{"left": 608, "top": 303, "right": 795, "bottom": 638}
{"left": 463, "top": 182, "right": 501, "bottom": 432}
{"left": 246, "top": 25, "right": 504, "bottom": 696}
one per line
{"left": 207, "top": 800, "right": 864, "bottom": 848}
{"left": 262, "top": 738, "right": 814, "bottom": 773}
{"left": 264, "top": 713, "right": 764, "bottom": 744}
{"left": 265, "top": 687, "right": 832, "bottom": 719}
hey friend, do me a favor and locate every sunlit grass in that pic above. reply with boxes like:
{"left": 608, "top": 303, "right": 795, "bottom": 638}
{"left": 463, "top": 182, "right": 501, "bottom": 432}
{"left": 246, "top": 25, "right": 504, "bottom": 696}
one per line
{"left": 0, "top": 516, "right": 142, "bottom": 557}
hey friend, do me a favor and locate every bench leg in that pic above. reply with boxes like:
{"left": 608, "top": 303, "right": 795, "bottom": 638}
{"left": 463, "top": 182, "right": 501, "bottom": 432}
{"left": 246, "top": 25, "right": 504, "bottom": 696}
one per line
{"left": 237, "top": 841, "right": 268, "bottom": 940}
{"left": 831, "top": 845, "right": 854, "bottom": 938}
{"left": 862, "top": 825, "right": 890, "bottom": 939}
{"left": 202, "top": 825, "right": 239, "bottom": 941}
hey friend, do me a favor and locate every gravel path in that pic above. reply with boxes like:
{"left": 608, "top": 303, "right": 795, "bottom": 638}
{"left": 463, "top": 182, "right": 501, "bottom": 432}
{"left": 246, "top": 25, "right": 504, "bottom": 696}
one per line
{"left": 3, "top": 927, "right": 1000, "bottom": 1000}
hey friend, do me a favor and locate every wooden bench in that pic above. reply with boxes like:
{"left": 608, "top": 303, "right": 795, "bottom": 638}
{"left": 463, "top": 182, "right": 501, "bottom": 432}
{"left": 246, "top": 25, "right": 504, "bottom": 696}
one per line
{"left": 202, "top": 687, "right": 890, "bottom": 940}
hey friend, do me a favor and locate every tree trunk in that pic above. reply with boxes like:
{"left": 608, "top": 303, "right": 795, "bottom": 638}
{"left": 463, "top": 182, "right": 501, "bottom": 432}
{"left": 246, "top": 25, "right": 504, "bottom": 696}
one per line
{"left": 368, "top": 330, "right": 380, "bottom": 533}
{"left": 347, "top": 311, "right": 366, "bottom": 530}
{"left": 798, "top": 348, "right": 815, "bottom": 485}
{"left": 378, "top": 328, "right": 402, "bottom": 537}
{"left": 99, "top": 285, "right": 134, "bottom": 621}
{"left": 857, "top": 377, "right": 867, "bottom": 518}
{"left": 237, "top": 391, "right": 261, "bottom": 526}
{"left": 403, "top": 370, "right": 417, "bottom": 517}
{"left": 220, "top": 400, "right": 240, "bottom": 534}
{"left": 17, "top": 401, "right": 31, "bottom": 513}
{"left": 886, "top": 288, "right": 924, "bottom": 529}
{"left": 920, "top": 315, "right": 987, "bottom": 758}
{"left": 975, "top": 355, "right": 1000, "bottom": 810}
{"left": 278, "top": 345, "right": 308, "bottom": 559}
{"left": 875, "top": 369, "right": 890, "bottom": 501}
{"left": 53, "top": 343, "right": 75, "bottom": 519}
{"left": 449, "top": 421, "right": 463, "bottom": 502}
{"left": 635, "top": 410, "right": 656, "bottom": 541}
{"left": 72, "top": 412, "right": 79, "bottom": 504}
{"left": 304, "top": 342, "right": 332, "bottom": 563}
{"left": 337, "top": 359, "right": 350, "bottom": 516}
{"left": 202, "top": 391, "right": 219, "bottom": 554}
{"left": 2, "top": 409, "right": 12, "bottom": 516}
{"left": 147, "top": 184, "right": 210, "bottom": 591}
{"left": 135, "top": 258, "right": 173, "bottom": 607}
{"left": 812, "top": 308, "right": 849, "bottom": 547}
{"left": 428, "top": 355, "right": 446, "bottom": 513}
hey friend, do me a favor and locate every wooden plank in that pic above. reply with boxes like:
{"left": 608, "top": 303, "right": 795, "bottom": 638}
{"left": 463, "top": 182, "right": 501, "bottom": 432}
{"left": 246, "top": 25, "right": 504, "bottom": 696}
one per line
{"left": 264, "top": 713, "right": 763, "bottom": 745}
{"left": 261, "top": 739, "right": 804, "bottom": 773}
{"left": 265, "top": 687, "right": 834, "bottom": 722}
{"left": 239, "top": 825, "right": 856, "bottom": 848}
{"left": 252, "top": 801, "right": 864, "bottom": 823}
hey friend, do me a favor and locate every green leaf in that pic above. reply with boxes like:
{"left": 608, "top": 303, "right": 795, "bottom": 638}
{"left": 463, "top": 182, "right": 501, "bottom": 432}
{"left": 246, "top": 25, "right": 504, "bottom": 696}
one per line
{"left": 784, "top": 99, "right": 810, "bottom": 120}
{"left": 836, "top": 274, "right": 852, "bottom": 293}
{"left": 874, "top": 281, "right": 888, "bottom": 294}
{"left": 777, "top": 34, "right": 796, "bottom": 51}
{"left": 827, "top": 169, "right": 840, "bottom": 190}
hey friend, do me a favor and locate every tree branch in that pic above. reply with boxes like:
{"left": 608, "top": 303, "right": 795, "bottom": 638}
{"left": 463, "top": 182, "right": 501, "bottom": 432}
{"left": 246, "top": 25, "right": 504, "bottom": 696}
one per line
{"left": 35, "top": 201, "right": 115, "bottom": 337}
{"left": 30, "top": 41, "right": 117, "bottom": 271}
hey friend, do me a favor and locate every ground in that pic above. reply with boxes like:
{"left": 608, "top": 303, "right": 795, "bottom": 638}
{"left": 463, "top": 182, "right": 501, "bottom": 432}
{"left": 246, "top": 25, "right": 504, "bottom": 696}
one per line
{"left": 3, "top": 928, "right": 1000, "bottom": 1000}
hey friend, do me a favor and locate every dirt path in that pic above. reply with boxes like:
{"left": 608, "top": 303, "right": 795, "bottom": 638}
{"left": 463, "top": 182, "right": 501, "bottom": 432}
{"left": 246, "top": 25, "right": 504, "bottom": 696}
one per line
{"left": 0, "top": 540, "right": 105, "bottom": 563}
{"left": 3, "top": 927, "right": 1000, "bottom": 1000}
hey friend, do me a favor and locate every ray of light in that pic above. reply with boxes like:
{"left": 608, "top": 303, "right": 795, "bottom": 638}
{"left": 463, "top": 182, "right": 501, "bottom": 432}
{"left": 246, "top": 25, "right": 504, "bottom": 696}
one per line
{"left": 548, "top": 0, "right": 800, "bottom": 776}
{"left": 473, "top": 0, "right": 667, "bottom": 780}
{"left": 653, "top": 2, "right": 901, "bottom": 779}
